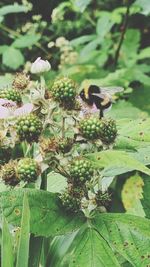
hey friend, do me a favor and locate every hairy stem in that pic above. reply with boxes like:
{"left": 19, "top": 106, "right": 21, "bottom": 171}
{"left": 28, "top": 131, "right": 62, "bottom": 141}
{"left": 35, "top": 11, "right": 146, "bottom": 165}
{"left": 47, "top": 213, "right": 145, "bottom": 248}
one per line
{"left": 114, "top": 1, "right": 131, "bottom": 67}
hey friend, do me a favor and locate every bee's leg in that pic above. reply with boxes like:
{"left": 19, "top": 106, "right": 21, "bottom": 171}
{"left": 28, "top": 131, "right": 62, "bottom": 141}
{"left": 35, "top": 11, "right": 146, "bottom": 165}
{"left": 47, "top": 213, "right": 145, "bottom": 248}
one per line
{"left": 99, "top": 109, "right": 104, "bottom": 119}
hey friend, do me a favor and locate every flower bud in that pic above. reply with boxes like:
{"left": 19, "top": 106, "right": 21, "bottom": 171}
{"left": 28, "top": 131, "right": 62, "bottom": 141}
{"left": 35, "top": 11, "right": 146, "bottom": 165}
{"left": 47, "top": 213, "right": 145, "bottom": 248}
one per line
{"left": 30, "top": 57, "right": 51, "bottom": 74}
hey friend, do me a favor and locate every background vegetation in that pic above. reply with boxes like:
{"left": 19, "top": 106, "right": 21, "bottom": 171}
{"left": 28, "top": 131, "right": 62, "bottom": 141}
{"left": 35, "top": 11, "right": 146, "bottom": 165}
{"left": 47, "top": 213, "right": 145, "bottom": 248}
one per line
{"left": 0, "top": 0, "right": 150, "bottom": 266}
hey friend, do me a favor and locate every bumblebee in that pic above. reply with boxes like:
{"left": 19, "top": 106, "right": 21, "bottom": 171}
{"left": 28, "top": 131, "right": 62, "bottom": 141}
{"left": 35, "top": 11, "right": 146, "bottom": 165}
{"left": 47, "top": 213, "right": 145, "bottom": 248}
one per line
{"left": 79, "top": 82, "right": 123, "bottom": 118}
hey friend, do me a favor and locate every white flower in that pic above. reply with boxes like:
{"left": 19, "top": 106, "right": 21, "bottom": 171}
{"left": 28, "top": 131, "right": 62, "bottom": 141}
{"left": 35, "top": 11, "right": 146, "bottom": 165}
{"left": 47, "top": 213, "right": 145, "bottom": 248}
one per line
{"left": 0, "top": 99, "right": 33, "bottom": 119}
{"left": 30, "top": 57, "right": 51, "bottom": 74}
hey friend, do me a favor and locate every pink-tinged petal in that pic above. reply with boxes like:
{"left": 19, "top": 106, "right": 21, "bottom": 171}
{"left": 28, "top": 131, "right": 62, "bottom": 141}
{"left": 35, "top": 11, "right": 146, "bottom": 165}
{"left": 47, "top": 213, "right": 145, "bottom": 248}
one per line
{"left": 0, "top": 106, "right": 11, "bottom": 119}
{"left": 14, "top": 103, "right": 34, "bottom": 117}
{"left": 0, "top": 99, "right": 17, "bottom": 108}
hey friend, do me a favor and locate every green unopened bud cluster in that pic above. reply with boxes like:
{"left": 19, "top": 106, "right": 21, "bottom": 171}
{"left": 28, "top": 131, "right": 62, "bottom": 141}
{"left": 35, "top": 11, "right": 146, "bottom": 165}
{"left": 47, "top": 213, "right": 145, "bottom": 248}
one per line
{"left": 58, "top": 137, "right": 73, "bottom": 154}
{"left": 79, "top": 117, "right": 117, "bottom": 145}
{"left": 0, "top": 88, "right": 22, "bottom": 104}
{"left": 17, "top": 158, "right": 39, "bottom": 182}
{"left": 79, "top": 117, "right": 101, "bottom": 140}
{"left": 69, "top": 158, "right": 94, "bottom": 183}
{"left": 16, "top": 114, "right": 42, "bottom": 142}
{"left": 99, "top": 118, "right": 117, "bottom": 145}
{"left": 60, "top": 189, "right": 81, "bottom": 213}
{"left": 51, "top": 77, "right": 76, "bottom": 108}
{"left": 1, "top": 158, "right": 40, "bottom": 186}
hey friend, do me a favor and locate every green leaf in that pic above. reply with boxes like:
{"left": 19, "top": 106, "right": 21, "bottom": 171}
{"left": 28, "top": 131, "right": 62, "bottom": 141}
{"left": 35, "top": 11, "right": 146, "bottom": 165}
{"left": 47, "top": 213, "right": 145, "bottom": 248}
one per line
{"left": 110, "top": 101, "right": 147, "bottom": 120}
{"left": 72, "top": 0, "right": 91, "bottom": 12}
{"left": 116, "top": 118, "right": 150, "bottom": 149}
{"left": 47, "top": 232, "right": 78, "bottom": 267}
{"left": 121, "top": 173, "right": 145, "bottom": 217}
{"left": 121, "top": 29, "right": 140, "bottom": 66}
{"left": 12, "top": 34, "right": 41, "bottom": 48}
{"left": 0, "top": 45, "right": 8, "bottom": 54}
{"left": 96, "top": 14, "right": 114, "bottom": 37}
{"left": 16, "top": 194, "right": 30, "bottom": 267}
{"left": 94, "top": 213, "right": 150, "bottom": 266}
{"left": 0, "top": 189, "right": 85, "bottom": 237}
{"left": 62, "top": 225, "right": 120, "bottom": 267}
{"left": 141, "top": 175, "right": 150, "bottom": 218}
{"left": 47, "top": 172, "right": 67, "bottom": 193}
{"left": 2, "top": 216, "right": 14, "bottom": 267}
{"left": 2, "top": 47, "right": 24, "bottom": 70}
{"left": 138, "top": 47, "right": 150, "bottom": 59}
{"left": 0, "top": 3, "right": 29, "bottom": 16}
{"left": 134, "top": 0, "right": 150, "bottom": 15}
{"left": 70, "top": 35, "right": 96, "bottom": 47}
{"left": 86, "top": 150, "right": 150, "bottom": 176}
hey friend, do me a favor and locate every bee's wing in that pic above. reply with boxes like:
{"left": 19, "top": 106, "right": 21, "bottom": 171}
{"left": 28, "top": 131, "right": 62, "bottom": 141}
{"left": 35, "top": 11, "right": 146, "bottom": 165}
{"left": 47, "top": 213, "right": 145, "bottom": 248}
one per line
{"left": 100, "top": 87, "right": 124, "bottom": 96}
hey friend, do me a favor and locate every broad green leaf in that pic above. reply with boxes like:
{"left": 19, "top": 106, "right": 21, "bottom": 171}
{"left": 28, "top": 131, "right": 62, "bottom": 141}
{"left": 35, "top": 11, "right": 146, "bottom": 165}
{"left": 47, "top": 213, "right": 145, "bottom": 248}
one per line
{"left": 47, "top": 172, "right": 67, "bottom": 193}
{"left": 12, "top": 34, "right": 41, "bottom": 48}
{"left": 110, "top": 101, "right": 147, "bottom": 120}
{"left": 16, "top": 194, "right": 30, "bottom": 267}
{"left": 62, "top": 225, "right": 120, "bottom": 267}
{"left": 47, "top": 232, "right": 78, "bottom": 267}
{"left": 80, "top": 37, "right": 102, "bottom": 57}
{"left": 86, "top": 150, "right": 150, "bottom": 176}
{"left": 96, "top": 14, "right": 114, "bottom": 37}
{"left": 116, "top": 118, "right": 150, "bottom": 149}
{"left": 138, "top": 47, "right": 150, "bottom": 59}
{"left": 0, "top": 189, "right": 85, "bottom": 237}
{"left": 0, "top": 3, "right": 29, "bottom": 16}
{"left": 72, "top": 0, "right": 91, "bottom": 12}
{"left": 121, "top": 173, "right": 145, "bottom": 217}
{"left": 70, "top": 35, "right": 96, "bottom": 47}
{"left": 134, "top": 0, "right": 150, "bottom": 15}
{"left": 130, "top": 85, "right": 150, "bottom": 115}
{"left": 141, "top": 175, "right": 150, "bottom": 218}
{"left": 0, "top": 45, "right": 8, "bottom": 54}
{"left": 121, "top": 29, "right": 140, "bottom": 66}
{"left": 2, "top": 216, "right": 14, "bottom": 267}
{"left": 2, "top": 47, "right": 24, "bottom": 70}
{"left": 94, "top": 213, "right": 150, "bottom": 266}
{"left": 133, "top": 146, "right": 150, "bottom": 165}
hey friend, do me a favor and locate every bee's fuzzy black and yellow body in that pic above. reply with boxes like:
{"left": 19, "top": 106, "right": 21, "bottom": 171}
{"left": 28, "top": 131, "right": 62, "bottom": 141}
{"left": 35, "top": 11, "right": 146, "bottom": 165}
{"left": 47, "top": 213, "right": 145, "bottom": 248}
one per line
{"left": 80, "top": 85, "right": 112, "bottom": 118}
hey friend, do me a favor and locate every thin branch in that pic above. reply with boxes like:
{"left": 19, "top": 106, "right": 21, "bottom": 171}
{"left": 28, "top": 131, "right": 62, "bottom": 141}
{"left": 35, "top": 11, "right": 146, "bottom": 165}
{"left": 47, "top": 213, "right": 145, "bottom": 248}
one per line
{"left": 114, "top": 1, "right": 131, "bottom": 67}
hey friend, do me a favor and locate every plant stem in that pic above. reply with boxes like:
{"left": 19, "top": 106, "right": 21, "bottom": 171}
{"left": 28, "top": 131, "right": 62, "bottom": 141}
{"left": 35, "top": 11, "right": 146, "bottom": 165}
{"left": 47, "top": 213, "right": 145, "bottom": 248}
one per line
{"left": 113, "top": 1, "right": 131, "bottom": 67}
{"left": 62, "top": 116, "right": 66, "bottom": 138}
{"left": 40, "top": 169, "right": 48, "bottom": 190}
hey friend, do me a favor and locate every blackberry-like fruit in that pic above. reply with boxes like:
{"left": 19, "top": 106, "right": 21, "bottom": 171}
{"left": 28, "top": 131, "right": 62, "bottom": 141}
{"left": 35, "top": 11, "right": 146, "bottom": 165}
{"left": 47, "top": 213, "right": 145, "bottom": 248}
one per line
{"left": 1, "top": 161, "right": 19, "bottom": 186}
{"left": 17, "top": 158, "right": 40, "bottom": 182}
{"left": 12, "top": 72, "right": 30, "bottom": 91}
{"left": 79, "top": 117, "right": 101, "bottom": 140}
{"left": 99, "top": 118, "right": 117, "bottom": 145}
{"left": 70, "top": 158, "right": 94, "bottom": 183}
{"left": 16, "top": 114, "right": 42, "bottom": 142}
{"left": 51, "top": 77, "right": 77, "bottom": 109}
{"left": 60, "top": 187, "right": 84, "bottom": 213}
{"left": 0, "top": 88, "right": 22, "bottom": 105}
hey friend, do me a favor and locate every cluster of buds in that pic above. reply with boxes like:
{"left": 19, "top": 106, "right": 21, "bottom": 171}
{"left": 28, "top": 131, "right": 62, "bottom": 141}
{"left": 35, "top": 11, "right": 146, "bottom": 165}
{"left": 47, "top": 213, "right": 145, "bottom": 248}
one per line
{"left": 48, "top": 36, "right": 78, "bottom": 69}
